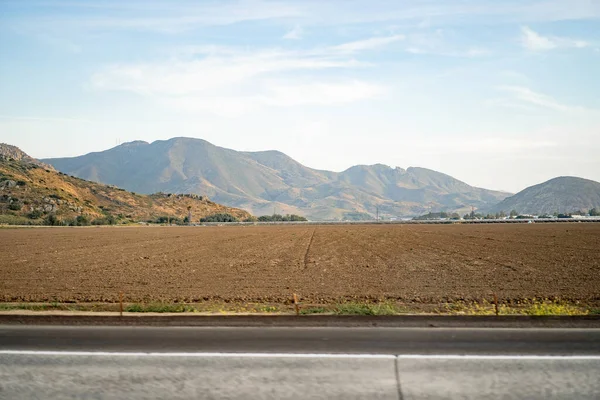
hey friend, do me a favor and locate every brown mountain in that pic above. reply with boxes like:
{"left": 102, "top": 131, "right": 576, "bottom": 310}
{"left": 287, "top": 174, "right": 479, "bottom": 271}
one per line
{"left": 1, "top": 143, "right": 55, "bottom": 171}
{"left": 43, "top": 137, "right": 511, "bottom": 220}
{"left": 489, "top": 176, "right": 600, "bottom": 215}
{"left": 0, "top": 144, "right": 250, "bottom": 225}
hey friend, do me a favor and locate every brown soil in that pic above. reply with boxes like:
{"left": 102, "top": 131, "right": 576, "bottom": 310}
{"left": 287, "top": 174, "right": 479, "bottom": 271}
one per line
{"left": 1, "top": 224, "right": 599, "bottom": 304}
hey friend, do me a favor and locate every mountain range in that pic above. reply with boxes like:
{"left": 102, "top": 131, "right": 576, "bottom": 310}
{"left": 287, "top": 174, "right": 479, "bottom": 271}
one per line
{"left": 1, "top": 143, "right": 250, "bottom": 225}
{"left": 43, "top": 137, "right": 513, "bottom": 220}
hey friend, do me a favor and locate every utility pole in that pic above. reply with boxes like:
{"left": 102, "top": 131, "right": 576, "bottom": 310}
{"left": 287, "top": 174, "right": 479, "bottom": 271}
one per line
{"left": 376, "top": 206, "right": 379, "bottom": 222}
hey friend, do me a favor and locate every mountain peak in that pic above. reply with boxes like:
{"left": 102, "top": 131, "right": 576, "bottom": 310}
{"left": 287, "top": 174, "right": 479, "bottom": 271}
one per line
{"left": 0, "top": 143, "right": 56, "bottom": 171}
{"left": 1, "top": 143, "right": 30, "bottom": 161}
{"left": 43, "top": 137, "right": 512, "bottom": 219}
{"left": 120, "top": 140, "right": 149, "bottom": 147}
{"left": 491, "top": 176, "right": 600, "bottom": 214}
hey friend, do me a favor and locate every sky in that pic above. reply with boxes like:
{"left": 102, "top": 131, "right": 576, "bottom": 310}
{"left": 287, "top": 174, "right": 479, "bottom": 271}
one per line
{"left": 1, "top": 0, "right": 599, "bottom": 193}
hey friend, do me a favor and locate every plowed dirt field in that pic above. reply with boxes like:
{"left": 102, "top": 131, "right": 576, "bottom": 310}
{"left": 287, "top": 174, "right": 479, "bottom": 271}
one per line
{"left": 1, "top": 224, "right": 599, "bottom": 304}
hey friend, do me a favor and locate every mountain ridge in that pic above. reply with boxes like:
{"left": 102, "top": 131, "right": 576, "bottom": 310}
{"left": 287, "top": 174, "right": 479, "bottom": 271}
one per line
{"left": 1, "top": 144, "right": 251, "bottom": 224}
{"left": 489, "top": 176, "right": 600, "bottom": 215}
{"left": 43, "top": 137, "right": 512, "bottom": 220}
{"left": 1, "top": 143, "right": 56, "bottom": 171}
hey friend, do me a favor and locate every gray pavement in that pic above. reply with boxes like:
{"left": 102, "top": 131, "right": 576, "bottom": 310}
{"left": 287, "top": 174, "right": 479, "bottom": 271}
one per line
{"left": 1, "top": 354, "right": 399, "bottom": 400}
{"left": 1, "top": 326, "right": 599, "bottom": 399}
{"left": 2, "top": 326, "right": 600, "bottom": 354}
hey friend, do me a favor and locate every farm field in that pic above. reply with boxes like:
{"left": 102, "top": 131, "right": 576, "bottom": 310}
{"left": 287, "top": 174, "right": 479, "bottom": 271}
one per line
{"left": 0, "top": 224, "right": 599, "bottom": 305}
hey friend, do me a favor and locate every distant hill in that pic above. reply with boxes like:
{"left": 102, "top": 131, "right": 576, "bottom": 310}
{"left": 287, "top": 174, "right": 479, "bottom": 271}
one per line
{"left": 0, "top": 145, "right": 251, "bottom": 225}
{"left": 489, "top": 177, "right": 600, "bottom": 215}
{"left": 44, "top": 137, "right": 511, "bottom": 220}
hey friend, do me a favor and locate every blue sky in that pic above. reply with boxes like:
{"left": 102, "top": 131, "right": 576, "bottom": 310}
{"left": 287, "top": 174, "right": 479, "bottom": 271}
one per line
{"left": 1, "top": 0, "right": 599, "bottom": 192}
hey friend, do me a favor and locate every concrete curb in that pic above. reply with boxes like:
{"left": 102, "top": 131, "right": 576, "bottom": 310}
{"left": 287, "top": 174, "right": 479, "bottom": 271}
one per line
{"left": 1, "top": 315, "right": 599, "bottom": 328}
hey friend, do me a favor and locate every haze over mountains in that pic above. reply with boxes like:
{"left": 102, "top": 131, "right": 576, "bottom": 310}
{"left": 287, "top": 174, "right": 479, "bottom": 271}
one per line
{"left": 43, "top": 137, "right": 512, "bottom": 220}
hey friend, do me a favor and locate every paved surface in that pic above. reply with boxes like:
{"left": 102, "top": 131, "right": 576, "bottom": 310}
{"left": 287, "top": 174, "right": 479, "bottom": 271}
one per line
{"left": 1, "top": 326, "right": 600, "bottom": 354}
{"left": 2, "top": 314, "right": 600, "bottom": 328}
{"left": 1, "top": 326, "right": 599, "bottom": 399}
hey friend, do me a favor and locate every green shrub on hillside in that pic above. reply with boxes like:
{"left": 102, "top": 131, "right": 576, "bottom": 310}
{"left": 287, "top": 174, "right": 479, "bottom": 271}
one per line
{"left": 92, "top": 214, "right": 117, "bottom": 225}
{"left": 8, "top": 202, "right": 22, "bottom": 211}
{"left": 43, "top": 213, "right": 60, "bottom": 226}
{"left": 75, "top": 215, "right": 90, "bottom": 226}
{"left": 0, "top": 214, "right": 38, "bottom": 225}
{"left": 27, "top": 209, "right": 43, "bottom": 219}
{"left": 152, "top": 216, "right": 182, "bottom": 224}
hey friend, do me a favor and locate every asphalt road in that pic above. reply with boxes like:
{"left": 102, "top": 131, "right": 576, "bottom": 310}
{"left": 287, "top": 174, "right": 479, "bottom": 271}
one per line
{"left": 1, "top": 326, "right": 599, "bottom": 399}
{"left": 2, "top": 326, "right": 600, "bottom": 354}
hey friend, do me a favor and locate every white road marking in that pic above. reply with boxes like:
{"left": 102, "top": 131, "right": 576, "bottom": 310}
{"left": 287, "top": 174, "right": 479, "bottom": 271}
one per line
{"left": 396, "top": 355, "right": 600, "bottom": 360}
{"left": 1, "top": 351, "right": 599, "bottom": 360}
{"left": 0, "top": 351, "right": 395, "bottom": 359}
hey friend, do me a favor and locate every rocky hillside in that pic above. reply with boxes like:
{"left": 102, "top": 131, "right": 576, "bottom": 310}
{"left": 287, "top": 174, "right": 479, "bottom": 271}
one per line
{"left": 489, "top": 176, "right": 600, "bottom": 215}
{"left": 0, "top": 146, "right": 251, "bottom": 225}
{"left": 1, "top": 143, "right": 55, "bottom": 171}
{"left": 44, "top": 137, "right": 511, "bottom": 220}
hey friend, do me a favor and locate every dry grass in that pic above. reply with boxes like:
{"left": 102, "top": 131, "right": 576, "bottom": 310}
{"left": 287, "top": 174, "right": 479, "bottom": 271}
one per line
{"left": 441, "top": 299, "right": 589, "bottom": 316}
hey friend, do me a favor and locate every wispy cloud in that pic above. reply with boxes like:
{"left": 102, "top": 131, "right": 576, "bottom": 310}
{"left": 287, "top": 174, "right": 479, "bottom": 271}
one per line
{"left": 331, "top": 35, "right": 405, "bottom": 54}
{"left": 13, "top": 0, "right": 600, "bottom": 33}
{"left": 520, "top": 26, "right": 589, "bottom": 51}
{"left": 91, "top": 50, "right": 361, "bottom": 96}
{"left": 405, "top": 46, "right": 491, "bottom": 58}
{"left": 497, "top": 86, "right": 590, "bottom": 113}
{"left": 8, "top": 0, "right": 303, "bottom": 33}
{"left": 283, "top": 25, "right": 303, "bottom": 40}
{"left": 91, "top": 36, "right": 398, "bottom": 116}
{"left": 162, "top": 81, "right": 384, "bottom": 117}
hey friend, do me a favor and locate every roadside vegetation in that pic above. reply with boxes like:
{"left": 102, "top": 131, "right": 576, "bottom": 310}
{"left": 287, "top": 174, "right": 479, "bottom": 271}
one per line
{"left": 334, "top": 302, "right": 402, "bottom": 316}
{"left": 441, "top": 299, "right": 590, "bottom": 316}
{"left": 1, "top": 299, "right": 593, "bottom": 316}
{"left": 125, "top": 303, "right": 197, "bottom": 313}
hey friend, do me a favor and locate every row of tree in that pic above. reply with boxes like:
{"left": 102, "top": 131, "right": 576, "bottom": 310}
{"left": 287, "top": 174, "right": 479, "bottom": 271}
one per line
{"left": 257, "top": 214, "right": 307, "bottom": 222}
{"left": 43, "top": 214, "right": 117, "bottom": 226}
{"left": 198, "top": 213, "right": 308, "bottom": 223}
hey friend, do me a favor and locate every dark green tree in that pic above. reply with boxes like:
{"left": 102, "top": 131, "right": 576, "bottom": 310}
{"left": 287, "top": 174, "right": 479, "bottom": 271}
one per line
{"left": 200, "top": 213, "right": 239, "bottom": 223}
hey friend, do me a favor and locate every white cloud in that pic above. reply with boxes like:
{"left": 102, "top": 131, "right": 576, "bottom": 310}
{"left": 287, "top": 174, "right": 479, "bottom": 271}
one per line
{"left": 496, "top": 86, "right": 590, "bottom": 113}
{"left": 91, "top": 36, "right": 398, "bottom": 116}
{"left": 331, "top": 35, "right": 405, "bottom": 53}
{"left": 91, "top": 51, "right": 360, "bottom": 96}
{"left": 160, "top": 81, "right": 384, "bottom": 117}
{"left": 283, "top": 25, "right": 303, "bottom": 40}
{"left": 405, "top": 46, "right": 491, "bottom": 58}
{"left": 520, "top": 26, "right": 589, "bottom": 51}
{"left": 11, "top": 0, "right": 600, "bottom": 37}
{"left": 17, "top": 0, "right": 303, "bottom": 33}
